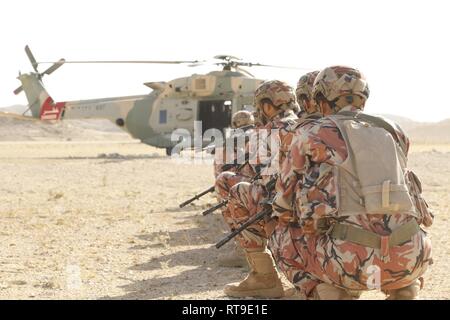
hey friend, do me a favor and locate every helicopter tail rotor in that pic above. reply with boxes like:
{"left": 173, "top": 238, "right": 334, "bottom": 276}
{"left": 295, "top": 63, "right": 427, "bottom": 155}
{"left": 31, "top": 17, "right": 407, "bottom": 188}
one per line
{"left": 25, "top": 45, "right": 39, "bottom": 73}
{"left": 42, "top": 58, "right": 66, "bottom": 76}
{"left": 13, "top": 84, "right": 25, "bottom": 95}
{"left": 14, "top": 46, "right": 66, "bottom": 95}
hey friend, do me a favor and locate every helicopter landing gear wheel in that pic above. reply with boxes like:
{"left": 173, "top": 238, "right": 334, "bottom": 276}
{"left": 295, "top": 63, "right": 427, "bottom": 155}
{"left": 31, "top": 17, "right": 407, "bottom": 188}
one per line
{"left": 167, "top": 148, "right": 181, "bottom": 156}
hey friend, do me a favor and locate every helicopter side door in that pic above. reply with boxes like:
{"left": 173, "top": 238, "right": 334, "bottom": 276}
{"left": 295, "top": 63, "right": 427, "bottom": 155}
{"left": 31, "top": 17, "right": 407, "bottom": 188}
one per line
{"left": 198, "top": 100, "right": 232, "bottom": 135}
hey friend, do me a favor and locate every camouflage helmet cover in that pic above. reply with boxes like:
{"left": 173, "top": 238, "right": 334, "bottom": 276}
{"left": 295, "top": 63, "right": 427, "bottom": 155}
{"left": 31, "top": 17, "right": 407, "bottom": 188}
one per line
{"left": 312, "top": 66, "right": 370, "bottom": 102}
{"left": 296, "top": 71, "right": 319, "bottom": 112}
{"left": 254, "top": 80, "right": 299, "bottom": 112}
{"left": 231, "top": 110, "right": 255, "bottom": 128}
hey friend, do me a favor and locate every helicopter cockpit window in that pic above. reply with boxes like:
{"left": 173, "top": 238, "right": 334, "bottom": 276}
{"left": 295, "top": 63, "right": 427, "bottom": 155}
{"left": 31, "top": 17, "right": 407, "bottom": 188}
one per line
{"left": 159, "top": 110, "right": 167, "bottom": 124}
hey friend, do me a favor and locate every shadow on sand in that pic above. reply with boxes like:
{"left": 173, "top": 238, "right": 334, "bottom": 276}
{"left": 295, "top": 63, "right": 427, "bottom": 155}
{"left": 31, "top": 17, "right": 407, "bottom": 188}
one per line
{"left": 100, "top": 211, "right": 246, "bottom": 299}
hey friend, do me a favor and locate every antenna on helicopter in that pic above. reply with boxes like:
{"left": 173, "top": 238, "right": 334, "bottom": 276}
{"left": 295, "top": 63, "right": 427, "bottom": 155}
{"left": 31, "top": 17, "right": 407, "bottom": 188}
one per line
{"left": 13, "top": 45, "right": 65, "bottom": 95}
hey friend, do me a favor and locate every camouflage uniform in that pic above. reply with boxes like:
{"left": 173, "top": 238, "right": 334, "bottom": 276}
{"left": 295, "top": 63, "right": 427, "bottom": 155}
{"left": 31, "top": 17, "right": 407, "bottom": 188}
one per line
{"left": 213, "top": 110, "right": 255, "bottom": 178}
{"left": 227, "top": 110, "right": 298, "bottom": 250}
{"left": 269, "top": 72, "right": 323, "bottom": 298}
{"left": 214, "top": 128, "right": 262, "bottom": 233}
{"left": 213, "top": 147, "right": 237, "bottom": 179}
{"left": 225, "top": 81, "right": 298, "bottom": 250}
{"left": 271, "top": 66, "right": 433, "bottom": 299}
{"left": 215, "top": 169, "right": 253, "bottom": 228}
{"left": 213, "top": 111, "right": 256, "bottom": 235}
{"left": 221, "top": 80, "right": 299, "bottom": 298}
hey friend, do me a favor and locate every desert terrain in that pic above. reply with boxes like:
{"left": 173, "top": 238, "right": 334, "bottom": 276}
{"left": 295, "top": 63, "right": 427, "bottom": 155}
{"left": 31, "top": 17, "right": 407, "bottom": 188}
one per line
{"left": 0, "top": 112, "right": 449, "bottom": 299}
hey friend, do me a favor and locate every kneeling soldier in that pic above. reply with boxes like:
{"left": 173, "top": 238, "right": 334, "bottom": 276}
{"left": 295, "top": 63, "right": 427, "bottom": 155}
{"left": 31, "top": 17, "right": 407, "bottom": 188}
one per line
{"left": 272, "top": 66, "right": 433, "bottom": 299}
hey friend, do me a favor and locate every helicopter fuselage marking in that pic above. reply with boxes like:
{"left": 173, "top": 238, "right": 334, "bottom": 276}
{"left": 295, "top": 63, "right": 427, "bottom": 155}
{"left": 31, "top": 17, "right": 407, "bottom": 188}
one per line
{"left": 70, "top": 104, "right": 106, "bottom": 111}
{"left": 40, "top": 97, "right": 66, "bottom": 121}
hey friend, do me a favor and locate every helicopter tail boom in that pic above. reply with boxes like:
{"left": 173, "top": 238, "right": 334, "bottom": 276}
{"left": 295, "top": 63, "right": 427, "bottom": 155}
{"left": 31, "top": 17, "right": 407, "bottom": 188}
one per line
{"left": 16, "top": 72, "right": 66, "bottom": 120}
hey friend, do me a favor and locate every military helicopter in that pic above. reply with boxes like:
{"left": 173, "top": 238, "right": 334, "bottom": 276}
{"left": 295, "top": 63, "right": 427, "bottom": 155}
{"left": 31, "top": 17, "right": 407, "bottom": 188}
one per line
{"left": 14, "top": 46, "right": 306, "bottom": 155}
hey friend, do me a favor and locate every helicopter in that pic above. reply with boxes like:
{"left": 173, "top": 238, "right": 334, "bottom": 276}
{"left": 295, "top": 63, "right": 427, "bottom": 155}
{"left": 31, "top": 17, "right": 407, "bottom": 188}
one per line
{"left": 14, "top": 46, "right": 306, "bottom": 155}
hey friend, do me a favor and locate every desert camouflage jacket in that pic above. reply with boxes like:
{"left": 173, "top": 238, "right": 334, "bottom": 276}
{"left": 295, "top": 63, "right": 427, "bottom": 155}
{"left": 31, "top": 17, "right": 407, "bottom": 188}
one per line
{"left": 246, "top": 110, "right": 298, "bottom": 186}
{"left": 272, "top": 106, "right": 426, "bottom": 234}
{"left": 213, "top": 127, "right": 255, "bottom": 178}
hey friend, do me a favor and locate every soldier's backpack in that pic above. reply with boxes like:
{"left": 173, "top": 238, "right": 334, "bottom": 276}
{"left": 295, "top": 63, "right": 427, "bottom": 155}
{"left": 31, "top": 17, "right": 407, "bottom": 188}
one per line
{"left": 323, "top": 111, "right": 432, "bottom": 222}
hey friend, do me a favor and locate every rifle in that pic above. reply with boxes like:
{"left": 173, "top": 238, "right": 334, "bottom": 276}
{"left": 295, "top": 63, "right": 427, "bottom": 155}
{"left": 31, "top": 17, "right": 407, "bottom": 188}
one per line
{"left": 180, "top": 157, "right": 252, "bottom": 210}
{"left": 202, "top": 200, "right": 228, "bottom": 216}
{"left": 179, "top": 186, "right": 215, "bottom": 208}
{"left": 201, "top": 163, "right": 267, "bottom": 216}
{"left": 215, "top": 207, "right": 272, "bottom": 249}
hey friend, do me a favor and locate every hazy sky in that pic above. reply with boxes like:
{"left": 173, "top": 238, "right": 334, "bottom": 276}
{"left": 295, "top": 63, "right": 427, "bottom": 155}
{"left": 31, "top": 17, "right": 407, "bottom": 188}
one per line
{"left": 1, "top": 0, "right": 449, "bottom": 122}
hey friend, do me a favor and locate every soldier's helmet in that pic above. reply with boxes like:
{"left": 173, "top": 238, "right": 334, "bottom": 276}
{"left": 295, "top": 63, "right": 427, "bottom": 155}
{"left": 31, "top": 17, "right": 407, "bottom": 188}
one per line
{"left": 231, "top": 110, "right": 255, "bottom": 129}
{"left": 296, "top": 71, "right": 319, "bottom": 113}
{"left": 254, "top": 80, "right": 300, "bottom": 113}
{"left": 312, "top": 66, "right": 370, "bottom": 108}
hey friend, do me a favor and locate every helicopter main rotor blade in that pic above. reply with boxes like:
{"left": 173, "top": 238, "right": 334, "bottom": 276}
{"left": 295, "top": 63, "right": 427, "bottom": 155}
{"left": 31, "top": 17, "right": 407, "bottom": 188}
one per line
{"left": 236, "top": 66, "right": 255, "bottom": 78}
{"left": 36, "top": 60, "right": 205, "bottom": 65}
{"left": 25, "top": 45, "right": 39, "bottom": 72}
{"left": 42, "top": 58, "right": 66, "bottom": 75}
{"left": 188, "top": 62, "right": 208, "bottom": 67}
{"left": 237, "top": 62, "right": 312, "bottom": 70}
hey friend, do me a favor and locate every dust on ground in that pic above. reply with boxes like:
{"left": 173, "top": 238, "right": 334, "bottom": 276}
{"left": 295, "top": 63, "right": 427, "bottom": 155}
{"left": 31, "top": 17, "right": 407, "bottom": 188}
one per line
{"left": 0, "top": 141, "right": 448, "bottom": 299}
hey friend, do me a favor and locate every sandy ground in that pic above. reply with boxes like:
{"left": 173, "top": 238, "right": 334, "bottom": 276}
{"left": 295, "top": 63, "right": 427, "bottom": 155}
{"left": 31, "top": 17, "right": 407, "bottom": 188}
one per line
{"left": 0, "top": 112, "right": 133, "bottom": 142}
{"left": 0, "top": 141, "right": 449, "bottom": 300}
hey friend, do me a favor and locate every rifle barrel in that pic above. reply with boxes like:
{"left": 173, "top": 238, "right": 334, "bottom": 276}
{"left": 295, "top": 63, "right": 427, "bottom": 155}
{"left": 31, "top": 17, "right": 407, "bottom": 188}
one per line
{"left": 215, "top": 208, "right": 272, "bottom": 249}
{"left": 179, "top": 186, "right": 215, "bottom": 208}
{"left": 202, "top": 200, "right": 228, "bottom": 216}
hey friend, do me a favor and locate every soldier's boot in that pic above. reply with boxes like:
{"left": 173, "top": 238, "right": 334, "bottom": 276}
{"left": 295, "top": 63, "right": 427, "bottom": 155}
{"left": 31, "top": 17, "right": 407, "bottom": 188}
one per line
{"left": 385, "top": 280, "right": 421, "bottom": 300}
{"left": 218, "top": 243, "right": 248, "bottom": 268}
{"left": 312, "top": 283, "right": 354, "bottom": 300}
{"left": 347, "top": 290, "right": 363, "bottom": 299}
{"left": 224, "top": 249, "right": 295, "bottom": 298}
